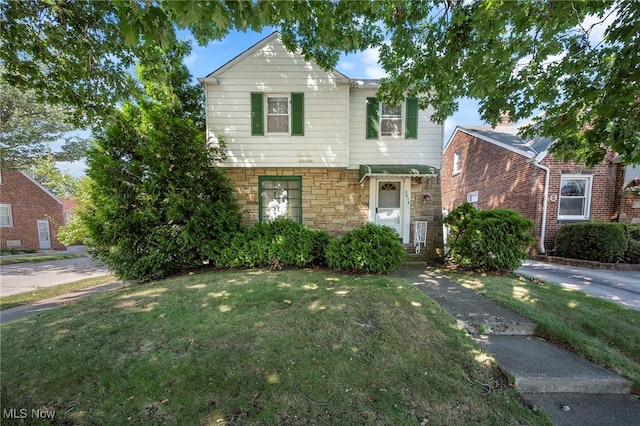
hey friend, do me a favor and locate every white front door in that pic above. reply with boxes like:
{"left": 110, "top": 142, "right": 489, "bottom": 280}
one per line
{"left": 375, "top": 181, "right": 402, "bottom": 236}
{"left": 37, "top": 220, "right": 51, "bottom": 249}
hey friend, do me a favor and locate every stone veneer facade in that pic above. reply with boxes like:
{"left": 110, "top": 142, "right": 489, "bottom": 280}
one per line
{"left": 224, "top": 167, "right": 444, "bottom": 260}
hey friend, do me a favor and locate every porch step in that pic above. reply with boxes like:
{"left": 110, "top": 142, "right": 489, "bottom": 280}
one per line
{"left": 402, "top": 253, "right": 426, "bottom": 269}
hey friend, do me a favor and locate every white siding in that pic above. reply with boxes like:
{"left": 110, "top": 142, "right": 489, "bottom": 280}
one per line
{"left": 348, "top": 89, "right": 443, "bottom": 169}
{"left": 205, "top": 37, "right": 350, "bottom": 168}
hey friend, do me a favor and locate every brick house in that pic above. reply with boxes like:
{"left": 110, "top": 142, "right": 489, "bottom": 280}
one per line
{"left": 0, "top": 169, "right": 65, "bottom": 250}
{"left": 442, "top": 124, "right": 639, "bottom": 254}
{"left": 199, "top": 32, "right": 444, "bottom": 259}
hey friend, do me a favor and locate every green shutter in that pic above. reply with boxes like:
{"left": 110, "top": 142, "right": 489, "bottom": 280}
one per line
{"left": 405, "top": 97, "right": 418, "bottom": 139}
{"left": 251, "top": 92, "right": 264, "bottom": 136}
{"left": 366, "top": 97, "right": 379, "bottom": 139}
{"left": 291, "top": 92, "right": 304, "bottom": 136}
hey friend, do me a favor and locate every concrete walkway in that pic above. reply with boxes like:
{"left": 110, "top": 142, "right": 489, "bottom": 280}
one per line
{"left": 396, "top": 269, "right": 640, "bottom": 426}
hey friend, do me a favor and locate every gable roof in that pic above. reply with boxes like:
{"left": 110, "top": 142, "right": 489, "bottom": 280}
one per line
{"left": 202, "top": 31, "right": 350, "bottom": 84}
{"left": 444, "top": 124, "right": 553, "bottom": 160}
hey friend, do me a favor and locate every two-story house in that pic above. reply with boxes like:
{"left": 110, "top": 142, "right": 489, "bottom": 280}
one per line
{"left": 199, "top": 32, "right": 443, "bottom": 258}
{"left": 442, "top": 124, "right": 638, "bottom": 254}
{"left": 0, "top": 169, "right": 65, "bottom": 251}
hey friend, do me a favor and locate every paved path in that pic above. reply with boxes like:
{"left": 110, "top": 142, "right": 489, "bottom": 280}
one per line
{"left": 0, "top": 257, "right": 110, "bottom": 297}
{"left": 516, "top": 260, "right": 640, "bottom": 311}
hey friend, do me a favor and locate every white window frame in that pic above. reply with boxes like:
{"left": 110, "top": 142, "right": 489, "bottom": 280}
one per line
{"left": 558, "top": 175, "right": 592, "bottom": 220}
{"left": 0, "top": 204, "right": 13, "bottom": 227}
{"left": 453, "top": 149, "right": 463, "bottom": 174}
{"left": 265, "top": 94, "right": 290, "bottom": 134}
{"left": 379, "top": 102, "right": 403, "bottom": 137}
{"left": 467, "top": 191, "right": 478, "bottom": 208}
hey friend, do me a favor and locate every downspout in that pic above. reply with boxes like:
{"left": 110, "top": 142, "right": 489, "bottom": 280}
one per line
{"left": 531, "top": 157, "right": 550, "bottom": 254}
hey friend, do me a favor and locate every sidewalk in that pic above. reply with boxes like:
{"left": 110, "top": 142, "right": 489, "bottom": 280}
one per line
{"left": 396, "top": 268, "right": 640, "bottom": 426}
{"left": 0, "top": 281, "right": 126, "bottom": 324}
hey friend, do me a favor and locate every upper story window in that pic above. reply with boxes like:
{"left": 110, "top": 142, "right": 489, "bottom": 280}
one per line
{"left": 0, "top": 204, "right": 13, "bottom": 227}
{"left": 366, "top": 97, "right": 418, "bottom": 139}
{"left": 380, "top": 103, "right": 402, "bottom": 136}
{"left": 251, "top": 93, "right": 304, "bottom": 136}
{"left": 267, "top": 95, "right": 289, "bottom": 133}
{"left": 558, "top": 175, "right": 592, "bottom": 220}
{"left": 453, "top": 149, "right": 463, "bottom": 174}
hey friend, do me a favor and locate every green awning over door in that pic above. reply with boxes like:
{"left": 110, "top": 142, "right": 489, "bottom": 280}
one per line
{"left": 359, "top": 164, "right": 439, "bottom": 184}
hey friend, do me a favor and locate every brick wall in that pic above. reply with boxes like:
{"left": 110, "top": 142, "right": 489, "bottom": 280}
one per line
{"left": 0, "top": 170, "right": 65, "bottom": 250}
{"left": 442, "top": 130, "right": 627, "bottom": 253}
{"left": 619, "top": 193, "right": 640, "bottom": 224}
{"left": 224, "top": 167, "right": 444, "bottom": 260}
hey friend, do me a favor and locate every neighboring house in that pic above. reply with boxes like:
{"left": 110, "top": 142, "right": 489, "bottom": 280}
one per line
{"left": 199, "top": 32, "right": 443, "bottom": 258}
{"left": 0, "top": 169, "right": 65, "bottom": 251}
{"left": 442, "top": 124, "right": 639, "bottom": 254}
{"left": 61, "top": 198, "right": 77, "bottom": 224}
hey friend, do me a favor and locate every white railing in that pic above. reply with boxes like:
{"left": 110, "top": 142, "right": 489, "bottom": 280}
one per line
{"left": 413, "top": 221, "right": 428, "bottom": 254}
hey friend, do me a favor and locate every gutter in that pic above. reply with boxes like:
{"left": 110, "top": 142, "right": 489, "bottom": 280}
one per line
{"left": 530, "top": 156, "right": 550, "bottom": 254}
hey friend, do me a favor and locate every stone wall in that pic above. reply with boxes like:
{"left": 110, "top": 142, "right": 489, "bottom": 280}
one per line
{"left": 224, "top": 167, "right": 444, "bottom": 261}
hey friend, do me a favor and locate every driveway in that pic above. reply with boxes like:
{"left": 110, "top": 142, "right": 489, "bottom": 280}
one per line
{"left": 0, "top": 256, "right": 110, "bottom": 297}
{"left": 516, "top": 260, "right": 640, "bottom": 311}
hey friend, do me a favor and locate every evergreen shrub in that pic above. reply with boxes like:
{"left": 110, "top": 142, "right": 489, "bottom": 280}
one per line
{"left": 443, "top": 203, "right": 535, "bottom": 272}
{"left": 217, "top": 219, "right": 330, "bottom": 269}
{"left": 325, "top": 223, "right": 405, "bottom": 274}
{"left": 553, "top": 222, "right": 629, "bottom": 263}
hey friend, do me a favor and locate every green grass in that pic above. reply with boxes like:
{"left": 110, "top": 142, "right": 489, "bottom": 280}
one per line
{"left": 0, "top": 253, "right": 83, "bottom": 265}
{"left": 446, "top": 271, "right": 640, "bottom": 394}
{"left": 0, "top": 275, "right": 117, "bottom": 310}
{"left": 0, "top": 269, "right": 550, "bottom": 425}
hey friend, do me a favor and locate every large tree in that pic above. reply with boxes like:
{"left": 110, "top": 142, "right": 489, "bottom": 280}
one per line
{"left": 2, "top": 0, "right": 638, "bottom": 165}
{"left": 0, "top": 72, "right": 89, "bottom": 169}
{"left": 84, "top": 42, "right": 240, "bottom": 282}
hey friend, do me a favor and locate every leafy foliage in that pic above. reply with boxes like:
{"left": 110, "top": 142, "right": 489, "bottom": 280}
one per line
{"left": 84, "top": 42, "right": 240, "bottom": 282}
{"left": 2, "top": 1, "right": 638, "bottom": 164}
{"left": 443, "top": 203, "right": 535, "bottom": 272}
{"left": 0, "top": 70, "right": 88, "bottom": 169}
{"left": 553, "top": 222, "right": 629, "bottom": 263}
{"left": 325, "top": 223, "right": 405, "bottom": 274}
{"left": 217, "top": 218, "right": 330, "bottom": 269}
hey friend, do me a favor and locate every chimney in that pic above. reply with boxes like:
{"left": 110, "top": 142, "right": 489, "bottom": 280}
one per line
{"left": 499, "top": 111, "right": 513, "bottom": 126}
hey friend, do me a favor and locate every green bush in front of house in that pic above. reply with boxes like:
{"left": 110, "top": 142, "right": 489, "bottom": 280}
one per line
{"left": 325, "top": 223, "right": 405, "bottom": 274}
{"left": 443, "top": 203, "right": 535, "bottom": 272}
{"left": 216, "top": 218, "right": 330, "bottom": 269}
{"left": 553, "top": 222, "right": 629, "bottom": 263}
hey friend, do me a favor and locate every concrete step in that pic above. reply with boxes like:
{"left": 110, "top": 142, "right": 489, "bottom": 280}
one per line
{"left": 475, "top": 335, "right": 632, "bottom": 394}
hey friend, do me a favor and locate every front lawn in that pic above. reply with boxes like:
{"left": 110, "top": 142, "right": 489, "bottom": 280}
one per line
{"left": 0, "top": 269, "right": 549, "bottom": 425}
{"left": 446, "top": 271, "right": 640, "bottom": 394}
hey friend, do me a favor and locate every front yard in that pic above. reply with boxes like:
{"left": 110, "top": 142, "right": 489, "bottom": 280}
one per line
{"left": 0, "top": 269, "right": 548, "bottom": 425}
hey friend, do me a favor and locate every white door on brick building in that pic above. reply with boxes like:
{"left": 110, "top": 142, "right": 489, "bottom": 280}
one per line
{"left": 370, "top": 177, "right": 411, "bottom": 243}
{"left": 37, "top": 220, "right": 51, "bottom": 249}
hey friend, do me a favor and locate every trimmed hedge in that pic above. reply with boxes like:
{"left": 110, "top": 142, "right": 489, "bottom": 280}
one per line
{"left": 326, "top": 223, "right": 405, "bottom": 274}
{"left": 216, "top": 219, "right": 330, "bottom": 269}
{"left": 443, "top": 203, "right": 535, "bottom": 272}
{"left": 553, "top": 222, "right": 629, "bottom": 263}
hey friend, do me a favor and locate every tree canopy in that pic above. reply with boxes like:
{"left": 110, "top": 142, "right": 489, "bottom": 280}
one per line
{"left": 2, "top": 0, "right": 638, "bottom": 165}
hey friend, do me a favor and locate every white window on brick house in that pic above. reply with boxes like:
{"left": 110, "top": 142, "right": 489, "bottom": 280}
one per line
{"left": 558, "top": 175, "right": 592, "bottom": 220}
{"left": 259, "top": 176, "right": 302, "bottom": 223}
{"left": 0, "top": 204, "right": 13, "bottom": 227}
{"left": 467, "top": 191, "right": 478, "bottom": 208}
{"left": 453, "top": 149, "right": 463, "bottom": 174}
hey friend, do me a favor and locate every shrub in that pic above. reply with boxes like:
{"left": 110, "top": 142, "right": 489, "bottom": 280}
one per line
{"left": 553, "top": 222, "right": 629, "bottom": 263}
{"left": 443, "top": 203, "right": 535, "bottom": 272}
{"left": 325, "top": 223, "right": 405, "bottom": 274}
{"left": 217, "top": 219, "right": 330, "bottom": 269}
